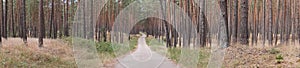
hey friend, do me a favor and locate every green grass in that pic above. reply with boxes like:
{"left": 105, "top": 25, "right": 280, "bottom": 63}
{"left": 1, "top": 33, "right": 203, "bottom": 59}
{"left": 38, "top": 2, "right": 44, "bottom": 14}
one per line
{"left": 63, "top": 36, "right": 138, "bottom": 56}
{"left": 0, "top": 36, "right": 139, "bottom": 68}
{"left": 145, "top": 37, "right": 211, "bottom": 67}
{"left": 0, "top": 46, "right": 76, "bottom": 68}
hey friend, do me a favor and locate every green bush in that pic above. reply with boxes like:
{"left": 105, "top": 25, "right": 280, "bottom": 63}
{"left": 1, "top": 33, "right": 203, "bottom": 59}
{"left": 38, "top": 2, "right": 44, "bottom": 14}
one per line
{"left": 96, "top": 42, "right": 114, "bottom": 53}
{"left": 276, "top": 54, "right": 284, "bottom": 63}
{"left": 168, "top": 48, "right": 181, "bottom": 62}
{"left": 269, "top": 48, "right": 280, "bottom": 54}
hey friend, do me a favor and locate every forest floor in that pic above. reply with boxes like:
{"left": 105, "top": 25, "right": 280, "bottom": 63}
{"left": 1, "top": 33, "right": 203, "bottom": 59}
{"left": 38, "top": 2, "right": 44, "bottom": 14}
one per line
{"left": 1, "top": 37, "right": 300, "bottom": 68}
{"left": 224, "top": 42, "right": 300, "bottom": 68}
{"left": 0, "top": 38, "right": 76, "bottom": 67}
{"left": 0, "top": 37, "right": 138, "bottom": 68}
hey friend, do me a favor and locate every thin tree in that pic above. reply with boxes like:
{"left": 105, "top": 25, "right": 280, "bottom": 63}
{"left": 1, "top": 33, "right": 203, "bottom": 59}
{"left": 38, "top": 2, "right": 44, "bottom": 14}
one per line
{"left": 88, "top": 0, "right": 93, "bottom": 39}
{"left": 3, "top": 0, "right": 7, "bottom": 39}
{"left": 39, "top": 0, "right": 45, "bottom": 47}
{"left": 20, "top": 0, "right": 27, "bottom": 44}
{"left": 0, "top": 0, "right": 2, "bottom": 43}
{"left": 11, "top": 0, "right": 15, "bottom": 37}
{"left": 263, "top": 0, "right": 266, "bottom": 45}
{"left": 268, "top": 0, "right": 273, "bottom": 45}
{"left": 64, "top": 0, "right": 69, "bottom": 37}
{"left": 239, "top": 0, "right": 249, "bottom": 45}
{"left": 49, "top": 0, "right": 54, "bottom": 38}
{"left": 232, "top": 0, "right": 238, "bottom": 43}
{"left": 159, "top": 0, "right": 171, "bottom": 47}
{"left": 83, "top": 0, "right": 86, "bottom": 38}
{"left": 198, "top": 0, "right": 206, "bottom": 47}
{"left": 275, "top": 0, "right": 281, "bottom": 45}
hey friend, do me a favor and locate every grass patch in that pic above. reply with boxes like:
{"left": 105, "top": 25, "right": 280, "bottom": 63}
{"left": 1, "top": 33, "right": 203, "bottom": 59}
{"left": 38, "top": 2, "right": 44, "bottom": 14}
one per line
{"left": 145, "top": 37, "right": 211, "bottom": 67}
{"left": 62, "top": 36, "right": 138, "bottom": 64}
{"left": 0, "top": 46, "right": 76, "bottom": 68}
{"left": 269, "top": 48, "right": 280, "bottom": 54}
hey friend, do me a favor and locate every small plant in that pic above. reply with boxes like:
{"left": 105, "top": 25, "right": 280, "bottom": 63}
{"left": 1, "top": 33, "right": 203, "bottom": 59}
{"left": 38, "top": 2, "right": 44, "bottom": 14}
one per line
{"left": 276, "top": 54, "right": 284, "bottom": 64}
{"left": 269, "top": 48, "right": 280, "bottom": 54}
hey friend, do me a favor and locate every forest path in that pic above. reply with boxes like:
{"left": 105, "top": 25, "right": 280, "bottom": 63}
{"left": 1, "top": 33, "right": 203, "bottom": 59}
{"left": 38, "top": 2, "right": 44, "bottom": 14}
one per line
{"left": 114, "top": 33, "right": 179, "bottom": 68}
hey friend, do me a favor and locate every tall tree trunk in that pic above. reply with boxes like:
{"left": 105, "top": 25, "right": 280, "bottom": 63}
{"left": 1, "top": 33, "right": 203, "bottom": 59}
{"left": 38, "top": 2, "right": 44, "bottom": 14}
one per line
{"left": 83, "top": 0, "right": 86, "bottom": 38}
{"left": 64, "top": 0, "right": 69, "bottom": 37}
{"left": 297, "top": 0, "right": 300, "bottom": 44}
{"left": 219, "top": 0, "right": 229, "bottom": 47}
{"left": 173, "top": 0, "right": 177, "bottom": 48}
{"left": 39, "top": 0, "right": 45, "bottom": 47}
{"left": 285, "top": 0, "right": 291, "bottom": 43}
{"left": 88, "top": 0, "right": 93, "bottom": 39}
{"left": 263, "top": 0, "right": 266, "bottom": 45}
{"left": 199, "top": 0, "right": 206, "bottom": 47}
{"left": 275, "top": 0, "right": 281, "bottom": 45}
{"left": 240, "top": 0, "right": 249, "bottom": 45}
{"left": 11, "top": 0, "right": 15, "bottom": 37}
{"left": 49, "top": 0, "right": 54, "bottom": 38}
{"left": 252, "top": 0, "right": 257, "bottom": 45}
{"left": 3, "top": 0, "right": 7, "bottom": 39}
{"left": 160, "top": 0, "right": 171, "bottom": 47}
{"left": 232, "top": 0, "right": 238, "bottom": 43}
{"left": 0, "top": 0, "right": 3, "bottom": 43}
{"left": 268, "top": 0, "right": 273, "bottom": 45}
{"left": 20, "top": 0, "right": 27, "bottom": 43}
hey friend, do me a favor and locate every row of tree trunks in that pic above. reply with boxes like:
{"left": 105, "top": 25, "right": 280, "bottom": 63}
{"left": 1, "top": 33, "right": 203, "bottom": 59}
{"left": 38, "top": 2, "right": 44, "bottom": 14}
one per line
{"left": 0, "top": 0, "right": 75, "bottom": 46}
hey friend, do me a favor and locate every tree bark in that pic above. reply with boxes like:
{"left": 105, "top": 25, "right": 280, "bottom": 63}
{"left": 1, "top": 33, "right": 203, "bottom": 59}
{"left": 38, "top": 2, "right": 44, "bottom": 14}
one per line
{"left": 268, "top": 0, "right": 273, "bottom": 45}
{"left": 39, "top": 0, "right": 45, "bottom": 47}
{"left": 3, "top": 0, "right": 7, "bottom": 39}
{"left": 49, "top": 0, "right": 54, "bottom": 38}
{"left": 11, "top": 0, "right": 15, "bottom": 37}
{"left": 275, "top": 0, "right": 281, "bottom": 45}
{"left": 0, "top": 0, "right": 2, "bottom": 43}
{"left": 232, "top": 0, "right": 238, "bottom": 43}
{"left": 198, "top": 0, "right": 207, "bottom": 47}
{"left": 263, "top": 0, "right": 266, "bottom": 45}
{"left": 219, "top": 0, "right": 229, "bottom": 47}
{"left": 160, "top": 0, "right": 171, "bottom": 48}
{"left": 64, "top": 0, "right": 70, "bottom": 37}
{"left": 239, "top": 0, "right": 249, "bottom": 45}
{"left": 20, "top": 0, "right": 27, "bottom": 43}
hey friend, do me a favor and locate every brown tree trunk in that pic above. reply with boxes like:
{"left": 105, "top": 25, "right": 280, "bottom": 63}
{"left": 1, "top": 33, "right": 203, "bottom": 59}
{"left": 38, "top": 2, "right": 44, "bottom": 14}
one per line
{"left": 39, "top": 0, "right": 45, "bottom": 47}
{"left": 11, "top": 0, "right": 15, "bottom": 37}
{"left": 252, "top": 0, "right": 257, "bottom": 45}
{"left": 263, "top": 0, "right": 266, "bottom": 45}
{"left": 20, "top": 0, "right": 27, "bottom": 44}
{"left": 268, "top": 0, "right": 273, "bottom": 45}
{"left": 49, "top": 0, "right": 54, "bottom": 38}
{"left": 198, "top": 0, "right": 207, "bottom": 47}
{"left": 0, "top": 0, "right": 2, "bottom": 43}
{"left": 159, "top": 0, "right": 171, "bottom": 48}
{"left": 3, "top": 0, "right": 7, "bottom": 39}
{"left": 232, "top": 0, "right": 238, "bottom": 43}
{"left": 219, "top": 0, "right": 229, "bottom": 47}
{"left": 64, "top": 0, "right": 69, "bottom": 37}
{"left": 275, "top": 0, "right": 281, "bottom": 45}
{"left": 240, "top": 0, "right": 249, "bottom": 45}
{"left": 88, "top": 0, "right": 94, "bottom": 39}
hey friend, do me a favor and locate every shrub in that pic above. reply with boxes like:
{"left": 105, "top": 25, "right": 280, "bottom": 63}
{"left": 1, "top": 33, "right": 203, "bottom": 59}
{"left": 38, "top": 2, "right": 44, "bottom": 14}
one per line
{"left": 276, "top": 54, "right": 284, "bottom": 63}
{"left": 269, "top": 48, "right": 280, "bottom": 54}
